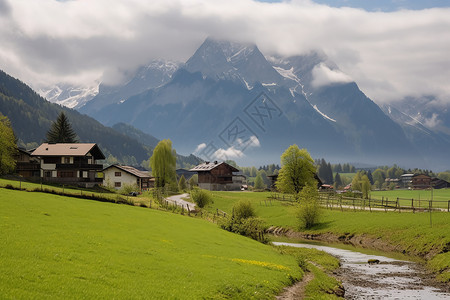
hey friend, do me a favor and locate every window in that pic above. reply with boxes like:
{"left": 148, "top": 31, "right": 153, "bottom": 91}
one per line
{"left": 115, "top": 172, "right": 121, "bottom": 177}
{"left": 115, "top": 182, "right": 121, "bottom": 188}
{"left": 44, "top": 171, "right": 52, "bottom": 178}
{"left": 64, "top": 157, "right": 71, "bottom": 164}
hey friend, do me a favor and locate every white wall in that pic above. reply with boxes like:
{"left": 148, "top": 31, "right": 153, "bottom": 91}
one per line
{"left": 104, "top": 167, "right": 137, "bottom": 189}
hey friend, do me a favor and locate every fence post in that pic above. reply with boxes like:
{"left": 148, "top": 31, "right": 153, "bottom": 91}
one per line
{"left": 396, "top": 197, "right": 400, "bottom": 213}
{"left": 448, "top": 200, "right": 449, "bottom": 213}
{"left": 412, "top": 198, "right": 415, "bottom": 213}
{"left": 369, "top": 198, "right": 371, "bottom": 212}
{"left": 353, "top": 198, "right": 355, "bottom": 211}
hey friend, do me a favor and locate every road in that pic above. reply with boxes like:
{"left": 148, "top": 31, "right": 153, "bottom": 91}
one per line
{"left": 166, "top": 193, "right": 196, "bottom": 210}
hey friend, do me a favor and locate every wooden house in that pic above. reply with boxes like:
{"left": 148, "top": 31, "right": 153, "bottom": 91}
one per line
{"left": 189, "top": 161, "right": 241, "bottom": 191}
{"left": 14, "top": 148, "right": 40, "bottom": 178}
{"left": 103, "top": 165, "right": 154, "bottom": 191}
{"left": 411, "top": 174, "right": 431, "bottom": 189}
{"left": 31, "top": 143, "right": 105, "bottom": 187}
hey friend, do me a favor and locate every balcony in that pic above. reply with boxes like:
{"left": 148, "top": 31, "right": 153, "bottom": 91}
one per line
{"left": 56, "top": 163, "right": 103, "bottom": 170}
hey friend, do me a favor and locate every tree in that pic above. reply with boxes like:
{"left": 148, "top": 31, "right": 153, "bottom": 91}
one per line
{"left": 188, "top": 174, "right": 198, "bottom": 189}
{"left": 361, "top": 175, "right": 371, "bottom": 199}
{"left": 297, "top": 183, "right": 321, "bottom": 229}
{"left": 334, "top": 172, "right": 343, "bottom": 189}
{"left": 250, "top": 166, "right": 257, "bottom": 177}
{"left": 0, "top": 114, "right": 17, "bottom": 175}
{"left": 46, "top": 112, "right": 78, "bottom": 143}
{"left": 254, "top": 173, "right": 265, "bottom": 190}
{"left": 276, "top": 145, "right": 316, "bottom": 197}
{"left": 178, "top": 175, "right": 187, "bottom": 191}
{"left": 149, "top": 139, "right": 177, "bottom": 188}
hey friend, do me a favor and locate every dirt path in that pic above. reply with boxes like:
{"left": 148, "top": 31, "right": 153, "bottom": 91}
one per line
{"left": 165, "top": 193, "right": 196, "bottom": 210}
{"left": 276, "top": 272, "right": 314, "bottom": 300}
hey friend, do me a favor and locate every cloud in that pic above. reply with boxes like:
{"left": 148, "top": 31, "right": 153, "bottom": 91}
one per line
{"left": 214, "top": 147, "right": 244, "bottom": 160}
{"left": 0, "top": 0, "right": 449, "bottom": 104}
{"left": 194, "top": 143, "right": 207, "bottom": 153}
{"left": 423, "top": 113, "right": 441, "bottom": 128}
{"left": 311, "top": 63, "right": 352, "bottom": 88}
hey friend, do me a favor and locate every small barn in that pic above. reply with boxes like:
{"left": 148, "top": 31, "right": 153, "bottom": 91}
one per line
{"left": 189, "top": 161, "right": 242, "bottom": 191}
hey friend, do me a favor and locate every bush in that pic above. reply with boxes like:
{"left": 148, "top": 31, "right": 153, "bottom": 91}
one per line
{"left": 190, "top": 187, "right": 212, "bottom": 208}
{"left": 297, "top": 184, "right": 321, "bottom": 229}
{"left": 119, "top": 183, "right": 139, "bottom": 195}
{"left": 232, "top": 200, "right": 255, "bottom": 220}
{"left": 219, "top": 201, "right": 267, "bottom": 242}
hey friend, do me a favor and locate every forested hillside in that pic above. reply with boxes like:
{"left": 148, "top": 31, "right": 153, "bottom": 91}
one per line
{"left": 0, "top": 70, "right": 200, "bottom": 168}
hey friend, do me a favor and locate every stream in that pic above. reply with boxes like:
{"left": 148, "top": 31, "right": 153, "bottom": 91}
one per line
{"left": 273, "top": 242, "right": 450, "bottom": 299}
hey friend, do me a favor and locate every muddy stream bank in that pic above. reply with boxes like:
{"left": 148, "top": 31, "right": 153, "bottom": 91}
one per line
{"left": 273, "top": 242, "right": 450, "bottom": 299}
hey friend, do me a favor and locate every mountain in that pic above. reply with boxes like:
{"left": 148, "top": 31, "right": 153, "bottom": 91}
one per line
{"left": 0, "top": 69, "right": 200, "bottom": 168}
{"left": 79, "top": 60, "right": 180, "bottom": 114}
{"left": 37, "top": 82, "right": 99, "bottom": 109}
{"left": 76, "top": 38, "right": 434, "bottom": 168}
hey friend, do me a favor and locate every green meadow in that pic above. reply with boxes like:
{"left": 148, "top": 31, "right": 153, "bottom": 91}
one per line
{"left": 0, "top": 188, "right": 306, "bottom": 299}
{"left": 208, "top": 191, "right": 450, "bottom": 282}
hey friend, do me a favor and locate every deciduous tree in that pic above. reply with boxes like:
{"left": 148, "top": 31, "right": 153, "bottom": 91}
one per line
{"left": 276, "top": 145, "right": 316, "bottom": 197}
{"left": 254, "top": 173, "right": 265, "bottom": 190}
{"left": 0, "top": 114, "right": 17, "bottom": 175}
{"left": 150, "top": 139, "right": 177, "bottom": 188}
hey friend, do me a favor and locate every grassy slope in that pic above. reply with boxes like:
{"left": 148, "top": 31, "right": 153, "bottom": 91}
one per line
{"left": 0, "top": 189, "right": 305, "bottom": 299}
{"left": 207, "top": 191, "right": 450, "bottom": 282}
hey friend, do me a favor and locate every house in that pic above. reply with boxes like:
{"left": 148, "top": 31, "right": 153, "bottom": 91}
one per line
{"left": 411, "top": 174, "right": 431, "bottom": 189}
{"left": 400, "top": 173, "right": 414, "bottom": 188}
{"left": 431, "top": 178, "right": 450, "bottom": 189}
{"left": 189, "top": 161, "right": 242, "bottom": 191}
{"left": 14, "top": 148, "right": 40, "bottom": 178}
{"left": 31, "top": 143, "right": 105, "bottom": 187}
{"left": 103, "top": 165, "right": 154, "bottom": 191}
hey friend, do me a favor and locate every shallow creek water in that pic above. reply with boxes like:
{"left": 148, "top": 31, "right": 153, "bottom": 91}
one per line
{"left": 273, "top": 242, "right": 450, "bottom": 299}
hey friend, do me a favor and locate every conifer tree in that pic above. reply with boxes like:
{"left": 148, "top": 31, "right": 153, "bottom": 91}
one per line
{"left": 46, "top": 112, "right": 78, "bottom": 143}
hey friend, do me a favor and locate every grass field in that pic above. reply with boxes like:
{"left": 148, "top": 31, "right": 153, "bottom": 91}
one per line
{"left": 207, "top": 191, "right": 450, "bottom": 282}
{"left": 0, "top": 188, "right": 311, "bottom": 299}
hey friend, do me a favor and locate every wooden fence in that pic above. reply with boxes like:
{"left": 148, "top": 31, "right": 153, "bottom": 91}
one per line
{"left": 269, "top": 192, "right": 450, "bottom": 212}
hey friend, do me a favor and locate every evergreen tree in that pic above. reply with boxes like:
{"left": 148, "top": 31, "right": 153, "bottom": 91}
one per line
{"left": 0, "top": 114, "right": 17, "bottom": 175}
{"left": 150, "top": 139, "right": 177, "bottom": 188}
{"left": 46, "top": 112, "right": 78, "bottom": 143}
{"left": 367, "top": 170, "right": 374, "bottom": 184}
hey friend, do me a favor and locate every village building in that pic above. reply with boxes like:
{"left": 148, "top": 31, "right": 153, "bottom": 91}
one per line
{"left": 14, "top": 148, "right": 40, "bottom": 178}
{"left": 400, "top": 173, "right": 414, "bottom": 188}
{"left": 31, "top": 143, "right": 105, "bottom": 187}
{"left": 431, "top": 177, "right": 450, "bottom": 189}
{"left": 103, "top": 165, "right": 154, "bottom": 191}
{"left": 189, "top": 161, "right": 244, "bottom": 191}
{"left": 267, "top": 174, "right": 323, "bottom": 191}
{"left": 411, "top": 174, "right": 432, "bottom": 189}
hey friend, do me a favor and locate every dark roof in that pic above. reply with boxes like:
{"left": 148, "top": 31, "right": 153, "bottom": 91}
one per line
{"left": 103, "top": 165, "right": 153, "bottom": 179}
{"left": 190, "top": 161, "right": 239, "bottom": 172}
{"left": 32, "top": 143, "right": 105, "bottom": 160}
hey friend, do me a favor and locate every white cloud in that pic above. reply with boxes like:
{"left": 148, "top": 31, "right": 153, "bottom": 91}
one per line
{"left": 423, "top": 113, "right": 441, "bottom": 128}
{"left": 0, "top": 0, "right": 449, "bottom": 104}
{"left": 311, "top": 63, "right": 352, "bottom": 88}
{"left": 194, "top": 143, "right": 207, "bottom": 153}
{"left": 214, "top": 147, "right": 244, "bottom": 160}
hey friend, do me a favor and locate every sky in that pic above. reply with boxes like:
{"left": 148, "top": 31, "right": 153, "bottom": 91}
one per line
{"left": 0, "top": 0, "right": 450, "bottom": 105}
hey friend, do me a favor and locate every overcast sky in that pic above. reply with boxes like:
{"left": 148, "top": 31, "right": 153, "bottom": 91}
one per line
{"left": 0, "top": 0, "right": 449, "bottom": 105}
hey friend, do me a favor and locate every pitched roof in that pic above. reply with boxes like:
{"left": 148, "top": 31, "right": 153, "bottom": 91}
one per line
{"left": 31, "top": 143, "right": 105, "bottom": 159}
{"left": 190, "top": 161, "right": 239, "bottom": 172}
{"left": 104, "top": 165, "right": 152, "bottom": 179}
